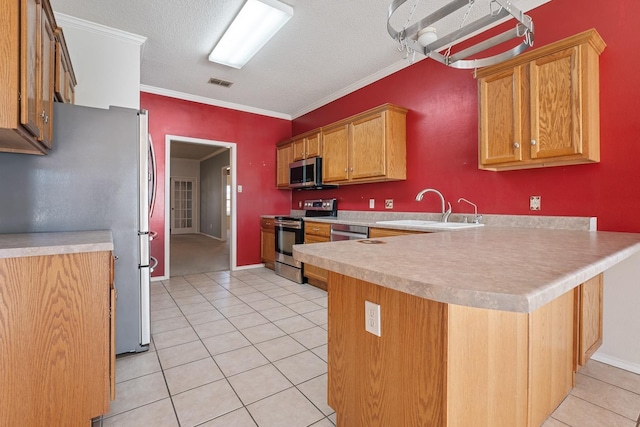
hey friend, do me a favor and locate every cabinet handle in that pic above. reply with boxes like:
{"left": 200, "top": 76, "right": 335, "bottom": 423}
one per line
{"left": 514, "top": 142, "right": 520, "bottom": 149}
{"left": 350, "top": 167, "right": 354, "bottom": 172}
{"left": 44, "top": 115, "right": 49, "bottom": 124}
{"left": 530, "top": 139, "right": 537, "bottom": 146}
{"left": 344, "top": 168, "right": 347, "bottom": 172}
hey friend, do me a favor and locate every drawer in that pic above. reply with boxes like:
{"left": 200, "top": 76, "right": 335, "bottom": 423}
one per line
{"left": 305, "top": 222, "right": 331, "bottom": 237}
{"left": 261, "top": 218, "right": 274, "bottom": 229}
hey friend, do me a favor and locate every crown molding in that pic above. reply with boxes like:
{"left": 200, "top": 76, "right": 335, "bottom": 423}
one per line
{"left": 54, "top": 13, "right": 147, "bottom": 46}
{"left": 140, "top": 85, "right": 292, "bottom": 121}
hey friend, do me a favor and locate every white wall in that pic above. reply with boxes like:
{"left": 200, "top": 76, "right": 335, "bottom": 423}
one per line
{"left": 54, "top": 14, "right": 145, "bottom": 110}
{"left": 171, "top": 158, "right": 200, "bottom": 178}
{"left": 594, "top": 251, "right": 640, "bottom": 374}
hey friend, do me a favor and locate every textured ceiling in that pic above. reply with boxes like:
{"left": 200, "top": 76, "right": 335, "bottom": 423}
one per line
{"left": 50, "top": 0, "right": 549, "bottom": 119}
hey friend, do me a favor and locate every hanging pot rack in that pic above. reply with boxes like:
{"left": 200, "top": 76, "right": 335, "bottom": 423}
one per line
{"left": 387, "top": 0, "right": 534, "bottom": 69}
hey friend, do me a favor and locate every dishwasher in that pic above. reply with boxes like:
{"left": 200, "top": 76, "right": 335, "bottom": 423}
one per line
{"left": 330, "top": 223, "right": 369, "bottom": 241}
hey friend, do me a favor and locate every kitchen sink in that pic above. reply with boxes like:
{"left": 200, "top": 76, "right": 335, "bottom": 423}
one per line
{"left": 375, "top": 219, "right": 484, "bottom": 230}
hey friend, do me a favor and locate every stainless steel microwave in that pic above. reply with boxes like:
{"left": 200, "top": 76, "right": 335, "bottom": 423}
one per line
{"left": 289, "top": 157, "right": 323, "bottom": 189}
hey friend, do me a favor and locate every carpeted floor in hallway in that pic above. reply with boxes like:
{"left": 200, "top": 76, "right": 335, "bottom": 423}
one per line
{"left": 170, "top": 233, "right": 230, "bottom": 276}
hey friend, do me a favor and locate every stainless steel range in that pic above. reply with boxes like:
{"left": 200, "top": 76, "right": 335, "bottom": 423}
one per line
{"left": 274, "top": 199, "right": 337, "bottom": 283}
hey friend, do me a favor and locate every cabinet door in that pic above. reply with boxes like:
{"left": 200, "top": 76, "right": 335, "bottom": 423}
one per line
{"left": 322, "top": 124, "right": 350, "bottom": 183}
{"left": 369, "top": 227, "right": 427, "bottom": 238}
{"left": 276, "top": 143, "right": 293, "bottom": 188}
{"left": 577, "top": 274, "right": 603, "bottom": 367}
{"left": 38, "top": 5, "right": 55, "bottom": 148}
{"left": 350, "top": 111, "right": 386, "bottom": 180}
{"left": 306, "top": 132, "right": 321, "bottom": 158}
{"left": 529, "top": 46, "right": 581, "bottom": 159}
{"left": 479, "top": 67, "right": 524, "bottom": 166}
{"left": 292, "top": 137, "right": 305, "bottom": 161}
{"left": 20, "top": 0, "right": 40, "bottom": 139}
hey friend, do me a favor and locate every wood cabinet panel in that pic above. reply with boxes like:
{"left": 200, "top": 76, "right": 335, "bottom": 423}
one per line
{"left": 327, "top": 272, "right": 601, "bottom": 426}
{"left": 321, "top": 123, "right": 350, "bottom": 182}
{"left": 576, "top": 274, "right": 603, "bottom": 367}
{"left": 322, "top": 104, "right": 407, "bottom": 185}
{"left": 328, "top": 273, "right": 447, "bottom": 426}
{"left": 479, "top": 67, "right": 524, "bottom": 165}
{"left": 1, "top": 0, "right": 74, "bottom": 154}
{"left": 447, "top": 304, "right": 529, "bottom": 427}
{"left": 38, "top": 4, "right": 55, "bottom": 148}
{"left": 292, "top": 131, "right": 322, "bottom": 161}
{"left": 304, "top": 221, "right": 331, "bottom": 285}
{"left": 368, "top": 227, "right": 427, "bottom": 238}
{"left": 276, "top": 142, "right": 292, "bottom": 188}
{"left": 0, "top": 250, "right": 113, "bottom": 425}
{"left": 477, "top": 29, "right": 605, "bottom": 171}
{"left": 528, "top": 288, "right": 575, "bottom": 427}
{"left": 260, "top": 218, "right": 275, "bottom": 269}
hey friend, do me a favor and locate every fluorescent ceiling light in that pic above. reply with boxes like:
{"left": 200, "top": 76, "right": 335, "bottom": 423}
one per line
{"left": 208, "top": 0, "right": 293, "bottom": 69}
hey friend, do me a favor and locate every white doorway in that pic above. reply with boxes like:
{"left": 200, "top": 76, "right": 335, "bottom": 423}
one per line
{"left": 163, "top": 135, "right": 237, "bottom": 279}
{"left": 170, "top": 177, "right": 197, "bottom": 234}
{"left": 221, "top": 166, "right": 230, "bottom": 241}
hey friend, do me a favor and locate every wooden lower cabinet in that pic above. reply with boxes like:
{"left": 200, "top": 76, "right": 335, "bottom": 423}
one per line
{"left": 575, "top": 274, "right": 603, "bottom": 368}
{"left": 304, "top": 221, "right": 331, "bottom": 290}
{"left": 328, "top": 272, "right": 603, "bottom": 427}
{"left": 0, "top": 249, "right": 115, "bottom": 426}
{"left": 260, "top": 218, "right": 275, "bottom": 269}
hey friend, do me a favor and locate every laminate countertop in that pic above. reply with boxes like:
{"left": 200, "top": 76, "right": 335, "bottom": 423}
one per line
{"left": 293, "top": 227, "right": 640, "bottom": 313}
{"left": 0, "top": 231, "right": 114, "bottom": 259}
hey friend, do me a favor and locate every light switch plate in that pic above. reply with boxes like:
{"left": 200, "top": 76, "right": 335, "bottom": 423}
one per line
{"left": 365, "top": 301, "right": 381, "bottom": 337}
{"left": 369, "top": 199, "right": 375, "bottom": 209}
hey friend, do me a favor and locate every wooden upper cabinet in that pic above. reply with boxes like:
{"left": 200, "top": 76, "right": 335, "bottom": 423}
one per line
{"left": 321, "top": 123, "right": 350, "bottom": 182}
{"left": 276, "top": 141, "right": 293, "bottom": 188}
{"left": 38, "top": 2, "right": 56, "bottom": 149}
{"left": 292, "top": 130, "right": 322, "bottom": 161}
{"left": 322, "top": 104, "right": 407, "bottom": 185}
{"left": 54, "top": 28, "right": 77, "bottom": 104}
{"left": 21, "top": 0, "right": 41, "bottom": 141}
{"left": 1, "top": 0, "right": 75, "bottom": 155}
{"left": 477, "top": 29, "right": 605, "bottom": 171}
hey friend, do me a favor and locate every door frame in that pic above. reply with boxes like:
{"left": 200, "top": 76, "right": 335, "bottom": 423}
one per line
{"left": 221, "top": 165, "right": 230, "bottom": 241}
{"left": 164, "top": 135, "right": 237, "bottom": 278}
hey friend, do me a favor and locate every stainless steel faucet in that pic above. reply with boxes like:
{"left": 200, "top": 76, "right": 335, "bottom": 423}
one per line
{"left": 415, "top": 188, "right": 452, "bottom": 222}
{"left": 457, "top": 197, "right": 483, "bottom": 224}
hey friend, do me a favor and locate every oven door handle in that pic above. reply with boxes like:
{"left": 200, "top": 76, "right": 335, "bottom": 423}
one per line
{"left": 275, "top": 221, "right": 303, "bottom": 229}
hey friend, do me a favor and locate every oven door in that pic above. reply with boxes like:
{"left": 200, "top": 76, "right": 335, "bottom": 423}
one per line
{"left": 275, "top": 222, "right": 303, "bottom": 267}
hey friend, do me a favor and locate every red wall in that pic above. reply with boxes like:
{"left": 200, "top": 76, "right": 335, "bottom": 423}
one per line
{"left": 292, "top": 0, "right": 640, "bottom": 234}
{"left": 141, "top": 93, "right": 292, "bottom": 276}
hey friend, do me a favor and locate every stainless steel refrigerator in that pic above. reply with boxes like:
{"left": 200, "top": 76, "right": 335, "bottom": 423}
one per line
{"left": 0, "top": 102, "right": 153, "bottom": 354}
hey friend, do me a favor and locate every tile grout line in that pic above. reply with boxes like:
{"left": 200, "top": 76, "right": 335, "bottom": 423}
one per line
{"left": 157, "top": 269, "right": 333, "bottom": 426}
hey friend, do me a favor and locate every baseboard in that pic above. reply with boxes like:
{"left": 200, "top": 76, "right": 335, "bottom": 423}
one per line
{"left": 233, "top": 263, "right": 267, "bottom": 271}
{"left": 199, "top": 232, "right": 225, "bottom": 241}
{"left": 591, "top": 352, "right": 640, "bottom": 375}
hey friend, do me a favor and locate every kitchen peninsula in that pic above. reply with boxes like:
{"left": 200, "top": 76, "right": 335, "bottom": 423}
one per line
{"left": 293, "top": 228, "right": 640, "bottom": 427}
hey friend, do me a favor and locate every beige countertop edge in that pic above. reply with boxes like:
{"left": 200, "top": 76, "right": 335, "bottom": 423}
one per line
{"left": 0, "top": 231, "right": 114, "bottom": 259}
{"left": 293, "top": 229, "right": 640, "bottom": 313}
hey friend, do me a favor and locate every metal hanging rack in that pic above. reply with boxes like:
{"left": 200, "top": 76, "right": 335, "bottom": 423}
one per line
{"left": 387, "top": 0, "right": 534, "bottom": 70}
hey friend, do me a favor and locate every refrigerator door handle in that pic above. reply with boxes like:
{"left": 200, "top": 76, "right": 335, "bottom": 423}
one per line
{"left": 139, "top": 265, "right": 150, "bottom": 346}
{"left": 149, "top": 256, "right": 158, "bottom": 273}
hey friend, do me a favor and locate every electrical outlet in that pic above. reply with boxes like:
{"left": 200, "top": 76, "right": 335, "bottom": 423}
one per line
{"left": 298, "top": 201, "right": 302, "bottom": 208}
{"left": 369, "top": 199, "right": 375, "bottom": 209}
{"left": 365, "top": 301, "right": 381, "bottom": 337}
{"left": 385, "top": 199, "right": 393, "bottom": 209}
{"left": 530, "top": 195, "right": 541, "bottom": 210}
{"left": 238, "top": 185, "right": 243, "bottom": 193}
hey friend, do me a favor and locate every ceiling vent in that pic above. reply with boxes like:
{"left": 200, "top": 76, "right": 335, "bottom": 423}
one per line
{"left": 208, "top": 78, "right": 233, "bottom": 88}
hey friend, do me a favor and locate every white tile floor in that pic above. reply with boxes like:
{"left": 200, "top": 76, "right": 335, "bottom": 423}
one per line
{"left": 95, "top": 267, "right": 640, "bottom": 427}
